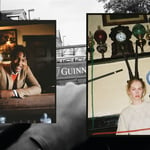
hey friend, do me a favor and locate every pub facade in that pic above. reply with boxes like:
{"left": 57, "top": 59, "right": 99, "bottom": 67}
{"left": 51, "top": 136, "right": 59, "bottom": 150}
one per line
{"left": 56, "top": 44, "right": 86, "bottom": 85}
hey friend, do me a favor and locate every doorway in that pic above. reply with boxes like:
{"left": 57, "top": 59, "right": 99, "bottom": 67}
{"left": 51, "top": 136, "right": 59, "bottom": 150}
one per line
{"left": 23, "top": 35, "right": 56, "bottom": 93}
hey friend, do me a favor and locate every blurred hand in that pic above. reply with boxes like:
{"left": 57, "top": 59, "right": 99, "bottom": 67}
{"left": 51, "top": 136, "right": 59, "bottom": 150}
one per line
{"left": 6, "top": 82, "right": 87, "bottom": 150}
{"left": 6, "top": 133, "right": 41, "bottom": 150}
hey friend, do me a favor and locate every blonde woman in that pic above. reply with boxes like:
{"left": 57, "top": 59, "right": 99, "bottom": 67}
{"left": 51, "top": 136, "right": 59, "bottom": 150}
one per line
{"left": 117, "top": 78, "right": 150, "bottom": 135}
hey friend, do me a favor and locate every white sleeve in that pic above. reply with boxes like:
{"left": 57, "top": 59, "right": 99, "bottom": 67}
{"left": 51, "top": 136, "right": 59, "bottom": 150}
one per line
{"left": 116, "top": 114, "right": 128, "bottom": 135}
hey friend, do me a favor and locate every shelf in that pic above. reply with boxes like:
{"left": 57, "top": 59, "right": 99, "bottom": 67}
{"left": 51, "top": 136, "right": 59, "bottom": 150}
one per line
{"left": 88, "top": 52, "right": 150, "bottom": 66}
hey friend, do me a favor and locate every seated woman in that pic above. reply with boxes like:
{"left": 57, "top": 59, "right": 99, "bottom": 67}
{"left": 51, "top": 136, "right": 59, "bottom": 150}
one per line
{"left": 0, "top": 45, "right": 41, "bottom": 98}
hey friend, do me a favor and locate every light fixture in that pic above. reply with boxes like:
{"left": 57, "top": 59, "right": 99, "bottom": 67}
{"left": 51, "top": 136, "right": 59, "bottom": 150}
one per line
{"left": 146, "top": 25, "right": 150, "bottom": 45}
{"left": 132, "top": 23, "right": 146, "bottom": 52}
{"left": 6, "top": 39, "right": 11, "bottom": 45}
{"left": 94, "top": 26, "right": 107, "bottom": 59}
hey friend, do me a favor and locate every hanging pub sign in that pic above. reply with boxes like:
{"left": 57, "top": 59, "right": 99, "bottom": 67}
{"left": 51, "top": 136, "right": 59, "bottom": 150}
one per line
{"left": 57, "top": 61, "right": 86, "bottom": 80}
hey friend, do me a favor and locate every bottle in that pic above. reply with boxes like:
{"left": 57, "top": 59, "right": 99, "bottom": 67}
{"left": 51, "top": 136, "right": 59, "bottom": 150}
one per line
{"left": 40, "top": 113, "right": 52, "bottom": 124}
{"left": 0, "top": 116, "right": 6, "bottom": 124}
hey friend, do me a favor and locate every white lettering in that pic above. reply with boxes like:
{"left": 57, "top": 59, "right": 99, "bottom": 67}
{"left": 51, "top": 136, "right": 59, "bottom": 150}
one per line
{"left": 81, "top": 67, "right": 86, "bottom": 73}
{"left": 59, "top": 67, "right": 86, "bottom": 76}
{"left": 76, "top": 68, "right": 82, "bottom": 74}
{"left": 61, "top": 68, "right": 68, "bottom": 75}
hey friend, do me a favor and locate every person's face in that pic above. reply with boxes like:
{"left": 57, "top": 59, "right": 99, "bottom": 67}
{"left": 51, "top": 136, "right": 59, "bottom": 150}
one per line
{"left": 11, "top": 52, "right": 27, "bottom": 73}
{"left": 128, "top": 80, "right": 144, "bottom": 103}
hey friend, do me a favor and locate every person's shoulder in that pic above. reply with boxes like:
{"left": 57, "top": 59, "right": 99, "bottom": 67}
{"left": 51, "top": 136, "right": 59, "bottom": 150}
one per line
{"left": 0, "top": 63, "right": 10, "bottom": 70}
{"left": 22, "top": 65, "right": 30, "bottom": 71}
{"left": 120, "top": 105, "right": 132, "bottom": 116}
{"left": 0, "top": 63, "right": 3, "bottom": 72}
{"left": 143, "top": 101, "right": 150, "bottom": 108}
{"left": 0, "top": 63, "right": 3, "bottom": 68}
{"left": 143, "top": 101, "right": 150, "bottom": 104}
{"left": 0, "top": 63, "right": 7, "bottom": 67}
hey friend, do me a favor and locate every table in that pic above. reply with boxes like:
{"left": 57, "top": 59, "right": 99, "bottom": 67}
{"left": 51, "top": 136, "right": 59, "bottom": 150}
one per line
{"left": 0, "top": 93, "right": 56, "bottom": 123}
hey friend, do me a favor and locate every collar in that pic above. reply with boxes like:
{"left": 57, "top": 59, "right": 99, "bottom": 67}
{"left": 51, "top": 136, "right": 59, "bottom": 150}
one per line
{"left": 10, "top": 64, "right": 19, "bottom": 75}
{"left": 11, "top": 70, "right": 19, "bottom": 75}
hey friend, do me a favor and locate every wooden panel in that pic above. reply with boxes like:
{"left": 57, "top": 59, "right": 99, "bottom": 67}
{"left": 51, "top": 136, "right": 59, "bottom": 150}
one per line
{"left": 0, "top": 93, "right": 55, "bottom": 110}
{"left": 88, "top": 114, "right": 119, "bottom": 135}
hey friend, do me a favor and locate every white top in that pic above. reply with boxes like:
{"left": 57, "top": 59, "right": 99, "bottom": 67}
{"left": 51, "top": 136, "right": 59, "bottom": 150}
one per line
{"left": 117, "top": 101, "right": 150, "bottom": 135}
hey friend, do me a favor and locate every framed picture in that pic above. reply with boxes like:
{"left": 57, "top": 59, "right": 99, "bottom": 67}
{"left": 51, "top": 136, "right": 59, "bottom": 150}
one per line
{"left": 102, "top": 14, "right": 148, "bottom": 26}
{"left": 0, "top": 21, "right": 56, "bottom": 123}
{"left": 0, "top": 29, "right": 17, "bottom": 60}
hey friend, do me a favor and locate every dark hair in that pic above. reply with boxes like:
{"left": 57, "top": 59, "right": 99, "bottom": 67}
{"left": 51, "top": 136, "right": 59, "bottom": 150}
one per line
{"left": 11, "top": 45, "right": 27, "bottom": 60}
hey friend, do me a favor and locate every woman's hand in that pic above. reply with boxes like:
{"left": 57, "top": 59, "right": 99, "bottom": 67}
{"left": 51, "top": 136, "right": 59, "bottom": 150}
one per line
{"left": 0, "top": 90, "right": 15, "bottom": 99}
